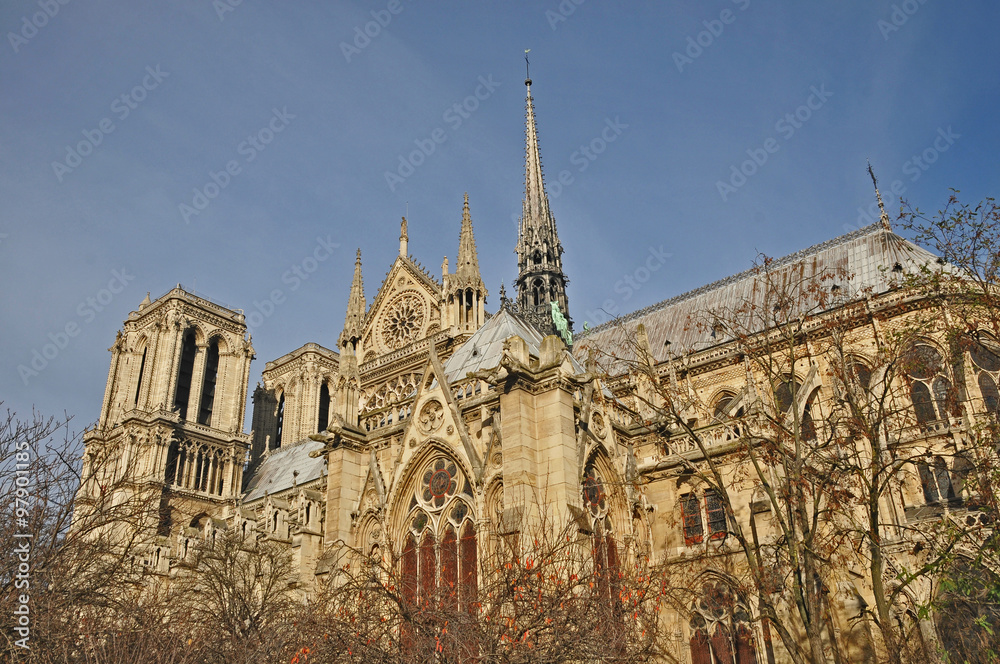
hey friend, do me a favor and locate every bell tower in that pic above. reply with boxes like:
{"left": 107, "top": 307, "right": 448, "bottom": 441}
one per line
{"left": 515, "top": 75, "right": 572, "bottom": 338}
{"left": 78, "top": 287, "right": 254, "bottom": 547}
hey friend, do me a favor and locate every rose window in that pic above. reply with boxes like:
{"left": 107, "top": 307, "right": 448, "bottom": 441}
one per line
{"left": 419, "top": 458, "right": 461, "bottom": 511}
{"left": 582, "top": 465, "right": 608, "bottom": 518}
{"left": 382, "top": 294, "right": 425, "bottom": 350}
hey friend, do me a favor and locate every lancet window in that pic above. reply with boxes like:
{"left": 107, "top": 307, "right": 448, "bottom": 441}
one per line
{"left": 690, "top": 581, "right": 758, "bottom": 664}
{"left": 400, "top": 457, "right": 477, "bottom": 610}
{"left": 970, "top": 334, "right": 1000, "bottom": 414}
{"left": 318, "top": 382, "right": 330, "bottom": 432}
{"left": 174, "top": 330, "right": 197, "bottom": 419}
{"left": 197, "top": 338, "right": 220, "bottom": 426}
{"left": 904, "top": 344, "right": 956, "bottom": 426}
{"left": 582, "top": 463, "right": 620, "bottom": 603}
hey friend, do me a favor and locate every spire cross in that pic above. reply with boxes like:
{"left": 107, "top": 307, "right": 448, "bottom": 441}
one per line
{"left": 524, "top": 49, "right": 531, "bottom": 85}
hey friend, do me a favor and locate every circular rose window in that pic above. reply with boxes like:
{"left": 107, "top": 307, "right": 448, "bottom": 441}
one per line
{"left": 419, "top": 458, "right": 459, "bottom": 510}
{"left": 381, "top": 294, "right": 426, "bottom": 350}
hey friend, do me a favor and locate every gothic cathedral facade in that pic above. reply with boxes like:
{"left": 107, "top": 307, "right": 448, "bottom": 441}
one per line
{"left": 77, "top": 75, "right": 992, "bottom": 663}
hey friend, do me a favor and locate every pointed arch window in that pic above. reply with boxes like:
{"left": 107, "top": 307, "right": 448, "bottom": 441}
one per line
{"left": 197, "top": 339, "right": 220, "bottom": 426}
{"left": 917, "top": 456, "right": 957, "bottom": 506}
{"left": 775, "top": 377, "right": 819, "bottom": 441}
{"left": 400, "top": 457, "right": 477, "bottom": 614}
{"left": 274, "top": 393, "right": 285, "bottom": 448}
{"left": 582, "top": 463, "right": 620, "bottom": 607}
{"left": 970, "top": 334, "right": 1000, "bottom": 414}
{"left": 174, "top": 330, "right": 197, "bottom": 419}
{"left": 134, "top": 347, "right": 147, "bottom": 407}
{"left": 318, "top": 382, "right": 330, "bottom": 433}
{"left": 690, "top": 581, "right": 758, "bottom": 664}
{"left": 164, "top": 440, "right": 184, "bottom": 486}
{"left": 905, "top": 344, "right": 955, "bottom": 426}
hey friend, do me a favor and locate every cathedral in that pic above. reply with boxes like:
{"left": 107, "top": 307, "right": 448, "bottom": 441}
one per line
{"left": 77, "top": 73, "right": 996, "bottom": 663}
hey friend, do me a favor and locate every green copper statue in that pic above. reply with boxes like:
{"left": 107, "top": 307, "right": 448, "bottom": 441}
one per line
{"left": 550, "top": 301, "right": 572, "bottom": 346}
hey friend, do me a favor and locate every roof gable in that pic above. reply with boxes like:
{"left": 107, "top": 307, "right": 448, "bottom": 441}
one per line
{"left": 359, "top": 256, "right": 443, "bottom": 361}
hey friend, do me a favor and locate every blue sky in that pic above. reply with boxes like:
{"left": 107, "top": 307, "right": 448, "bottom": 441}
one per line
{"left": 2, "top": 0, "right": 998, "bottom": 431}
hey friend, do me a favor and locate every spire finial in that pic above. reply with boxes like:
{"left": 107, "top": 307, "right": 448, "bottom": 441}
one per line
{"left": 399, "top": 216, "right": 408, "bottom": 256}
{"left": 524, "top": 49, "right": 531, "bottom": 85}
{"left": 340, "top": 249, "right": 366, "bottom": 351}
{"left": 456, "top": 193, "right": 482, "bottom": 283}
{"left": 867, "top": 161, "right": 892, "bottom": 232}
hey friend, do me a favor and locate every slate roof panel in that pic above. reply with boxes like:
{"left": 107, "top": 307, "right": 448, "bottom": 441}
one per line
{"left": 576, "top": 224, "right": 945, "bottom": 363}
{"left": 443, "top": 307, "right": 585, "bottom": 382}
{"left": 242, "top": 438, "right": 326, "bottom": 502}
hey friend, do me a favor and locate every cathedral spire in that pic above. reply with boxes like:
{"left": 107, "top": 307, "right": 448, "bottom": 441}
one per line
{"left": 339, "top": 248, "right": 366, "bottom": 351}
{"left": 515, "top": 75, "right": 572, "bottom": 338}
{"left": 456, "top": 192, "right": 481, "bottom": 284}
{"left": 522, "top": 78, "right": 552, "bottom": 232}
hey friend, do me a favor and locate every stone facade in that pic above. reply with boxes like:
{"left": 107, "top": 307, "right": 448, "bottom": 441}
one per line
{"left": 76, "top": 77, "right": 997, "bottom": 663}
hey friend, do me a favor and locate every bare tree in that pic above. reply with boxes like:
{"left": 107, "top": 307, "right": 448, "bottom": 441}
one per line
{"left": 584, "top": 237, "right": 1000, "bottom": 664}
{"left": 291, "top": 512, "right": 680, "bottom": 664}
{"left": 172, "top": 528, "right": 300, "bottom": 664}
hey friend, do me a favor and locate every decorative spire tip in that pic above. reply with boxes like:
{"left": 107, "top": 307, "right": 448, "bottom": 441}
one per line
{"left": 867, "top": 160, "right": 892, "bottom": 232}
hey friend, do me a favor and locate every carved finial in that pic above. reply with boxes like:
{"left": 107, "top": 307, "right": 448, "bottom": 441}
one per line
{"left": 399, "top": 216, "right": 408, "bottom": 256}
{"left": 341, "top": 249, "right": 366, "bottom": 351}
{"left": 867, "top": 161, "right": 892, "bottom": 232}
{"left": 499, "top": 281, "right": 508, "bottom": 305}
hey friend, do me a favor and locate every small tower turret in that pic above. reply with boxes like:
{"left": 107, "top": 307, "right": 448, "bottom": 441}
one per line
{"left": 335, "top": 249, "right": 366, "bottom": 426}
{"left": 443, "top": 193, "right": 487, "bottom": 333}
